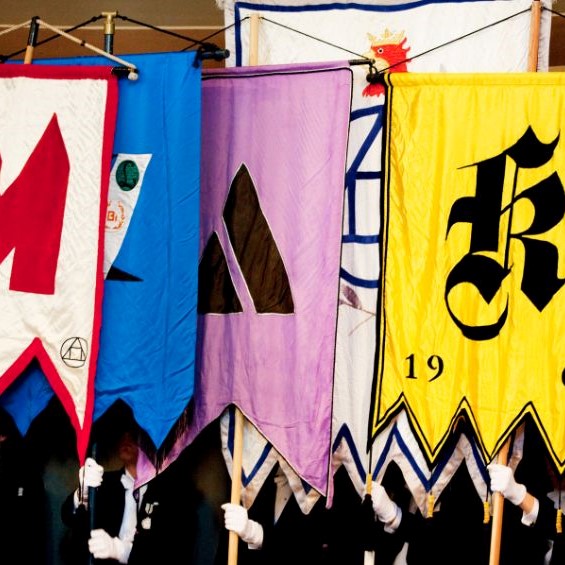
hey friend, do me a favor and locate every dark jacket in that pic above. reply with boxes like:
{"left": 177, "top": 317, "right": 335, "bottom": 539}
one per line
{"left": 216, "top": 466, "right": 332, "bottom": 565}
{"left": 525, "top": 494, "right": 565, "bottom": 565}
{"left": 128, "top": 460, "right": 202, "bottom": 565}
{"left": 384, "top": 466, "right": 554, "bottom": 565}
{"left": 61, "top": 469, "right": 127, "bottom": 565}
{"left": 387, "top": 422, "right": 555, "bottom": 565}
{"left": 0, "top": 438, "right": 47, "bottom": 565}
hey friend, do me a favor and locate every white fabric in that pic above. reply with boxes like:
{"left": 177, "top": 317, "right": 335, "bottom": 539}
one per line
{"left": 521, "top": 497, "right": 540, "bottom": 527}
{"left": 243, "top": 520, "right": 264, "bottom": 550}
{"left": 118, "top": 471, "right": 138, "bottom": 542}
{"left": 220, "top": 411, "right": 321, "bottom": 513}
{"left": 221, "top": 503, "right": 264, "bottom": 548}
{"left": 222, "top": 502, "right": 249, "bottom": 536}
{"left": 0, "top": 72, "right": 113, "bottom": 429}
{"left": 274, "top": 468, "right": 292, "bottom": 524}
{"left": 545, "top": 540, "right": 554, "bottom": 565}
{"left": 547, "top": 489, "right": 565, "bottom": 511}
{"left": 370, "top": 483, "right": 399, "bottom": 525}
{"left": 81, "top": 458, "right": 104, "bottom": 488}
{"left": 224, "top": 0, "right": 551, "bottom": 71}
{"left": 75, "top": 457, "right": 104, "bottom": 508}
{"left": 393, "top": 542, "right": 409, "bottom": 565}
{"left": 104, "top": 154, "right": 151, "bottom": 276}
{"left": 488, "top": 463, "right": 527, "bottom": 506}
{"left": 88, "top": 529, "right": 132, "bottom": 564}
{"left": 383, "top": 507, "right": 402, "bottom": 534}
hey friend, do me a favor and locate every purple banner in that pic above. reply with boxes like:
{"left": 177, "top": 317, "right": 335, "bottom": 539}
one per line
{"left": 152, "top": 62, "right": 352, "bottom": 496}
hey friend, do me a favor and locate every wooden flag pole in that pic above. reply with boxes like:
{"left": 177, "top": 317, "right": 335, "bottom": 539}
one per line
{"left": 489, "top": 5, "right": 540, "bottom": 560}
{"left": 227, "top": 407, "right": 245, "bottom": 565}
{"left": 488, "top": 440, "right": 511, "bottom": 565}
{"left": 227, "top": 19, "right": 260, "bottom": 565}
{"left": 0, "top": 20, "right": 32, "bottom": 39}
{"left": 486, "top": 3, "right": 541, "bottom": 560}
{"left": 527, "top": 0, "right": 542, "bottom": 71}
{"left": 364, "top": 472, "right": 375, "bottom": 565}
{"left": 35, "top": 19, "right": 138, "bottom": 77}
{"left": 23, "top": 16, "right": 39, "bottom": 64}
{"left": 249, "top": 13, "right": 260, "bottom": 66}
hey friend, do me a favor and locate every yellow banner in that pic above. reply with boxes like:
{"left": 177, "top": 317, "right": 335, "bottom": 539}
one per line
{"left": 373, "top": 72, "right": 565, "bottom": 470}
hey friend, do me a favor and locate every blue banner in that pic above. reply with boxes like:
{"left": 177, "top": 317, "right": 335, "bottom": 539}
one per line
{"left": 1, "top": 52, "right": 200, "bottom": 448}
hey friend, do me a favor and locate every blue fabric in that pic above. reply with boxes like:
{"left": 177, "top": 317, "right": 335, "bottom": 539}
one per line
{"left": 1, "top": 53, "right": 200, "bottom": 447}
{"left": 0, "top": 362, "right": 52, "bottom": 435}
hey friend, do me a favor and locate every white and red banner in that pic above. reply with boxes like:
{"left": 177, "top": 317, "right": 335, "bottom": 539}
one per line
{"left": 0, "top": 66, "right": 117, "bottom": 461}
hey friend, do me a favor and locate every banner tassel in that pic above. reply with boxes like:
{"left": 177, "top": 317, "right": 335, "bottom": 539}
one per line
{"left": 427, "top": 492, "right": 435, "bottom": 519}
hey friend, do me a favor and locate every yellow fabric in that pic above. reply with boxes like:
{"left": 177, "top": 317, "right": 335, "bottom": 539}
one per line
{"left": 373, "top": 72, "right": 565, "bottom": 472}
{"left": 483, "top": 501, "right": 490, "bottom": 525}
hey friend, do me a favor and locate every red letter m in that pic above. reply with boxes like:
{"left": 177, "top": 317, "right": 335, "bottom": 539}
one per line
{"left": 0, "top": 114, "right": 70, "bottom": 294}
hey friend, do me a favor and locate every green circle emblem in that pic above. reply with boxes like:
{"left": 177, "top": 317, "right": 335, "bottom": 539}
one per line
{"left": 116, "top": 160, "right": 140, "bottom": 191}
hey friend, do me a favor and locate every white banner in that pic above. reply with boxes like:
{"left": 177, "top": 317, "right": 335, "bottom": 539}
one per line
{"left": 0, "top": 65, "right": 117, "bottom": 460}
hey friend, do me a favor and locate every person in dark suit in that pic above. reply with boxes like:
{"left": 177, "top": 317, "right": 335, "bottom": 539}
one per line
{"left": 486, "top": 417, "right": 563, "bottom": 565}
{"left": 127, "top": 449, "right": 204, "bottom": 565}
{"left": 61, "top": 428, "right": 142, "bottom": 564}
{"left": 0, "top": 407, "right": 47, "bottom": 565}
{"left": 364, "top": 420, "right": 554, "bottom": 565}
{"left": 388, "top": 462, "right": 491, "bottom": 565}
{"left": 488, "top": 461, "right": 561, "bottom": 564}
{"left": 219, "top": 463, "right": 332, "bottom": 565}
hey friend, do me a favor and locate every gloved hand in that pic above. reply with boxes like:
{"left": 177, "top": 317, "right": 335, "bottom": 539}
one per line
{"left": 80, "top": 457, "right": 104, "bottom": 489}
{"left": 74, "top": 457, "right": 104, "bottom": 508}
{"left": 488, "top": 463, "right": 527, "bottom": 506}
{"left": 369, "top": 482, "right": 399, "bottom": 524}
{"left": 88, "top": 529, "right": 132, "bottom": 564}
{"left": 221, "top": 503, "right": 264, "bottom": 547}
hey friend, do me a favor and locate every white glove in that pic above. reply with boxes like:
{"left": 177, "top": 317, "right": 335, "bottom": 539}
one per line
{"left": 370, "top": 483, "right": 399, "bottom": 524}
{"left": 488, "top": 463, "right": 527, "bottom": 506}
{"left": 74, "top": 458, "right": 104, "bottom": 507}
{"left": 88, "top": 529, "right": 132, "bottom": 564}
{"left": 221, "top": 503, "right": 264, "bottom": 548}
{"left": 80, "top": 457, "right": 104, "bottom": 489}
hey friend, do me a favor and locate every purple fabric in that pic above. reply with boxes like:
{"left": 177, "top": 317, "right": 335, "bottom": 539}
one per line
{"left": 146, "top": 62, "right": 352, "bottom": 496}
